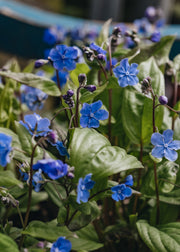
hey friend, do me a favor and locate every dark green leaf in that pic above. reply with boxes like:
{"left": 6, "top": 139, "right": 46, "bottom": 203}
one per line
{"left": 137, "top": 220, "right": 180, "bottom": 252}
{"left": 0, "top": 233, "right": 19, "bottom": 252}
{"left": 70, "top": 237, "right": 103, "bottom": 251}
{"left": 80, "top": 83, "right": 107, "bottom": 103}
{"left": 69, "top": 128, "right": 143, "bottom": 181}
{"left": 0, "top": 71, "right": 60, "bottom": 96}
{"left": 44, "top": 182, "right": 66, "bottom": 207}
{"left": 0, "top": 170, "right": 22, "bottom": 188}
{"left": 131, "top": 35, "right": 175, "bottom": 66}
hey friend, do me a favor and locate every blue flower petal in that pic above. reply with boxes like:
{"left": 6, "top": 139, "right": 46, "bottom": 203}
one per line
{"left": 89, "top": 117, "right": 99, "bottom": 128}
{"left": 91, "top": 100, "right": 103, "bottom": 113}
{"left": 168, "top": 140, "right": 180, "bottom": 150}
{"left": 81, "top": 189, "right": 90, "bottom": 203}
{"left": 24, "top": 114, "right": 37, "bottom": 130}
{"left": 129, "top": 63, "right": 139, "bottom": 74}
{"left": 56, "top": 44, "right": 67, "bottom": 55}
{"left": 64, "top": 47, "right": 78, "bottom": 59}
{"left": 80, "top": 115, "right": 89, "bottom": 128}
{"left": 124, "top": 187, "right": 132, "bottom": 197}
{"left": 164, "top": 148, "right": 178, "bottom": 161}
{"left": 49, "top": 48, "right": 60, "bottom": 61}
{"left": 163, "top": 129, "right": 174, "bottom": 144}
{"left": 53, "top": 59, "right": 64, "bottom": 71}
{"left": 112, "top": 192, "right": 120, "bottom": 201}
{"left": 94, "top": 109, "right": 109, "bottom": 120}
{"left": 80, "top": 103, "right": 91, "bottom": 115}
{"left": 118, "top": 76, "right": 128, "bottom": 87}
{"left": 120, "top": 58, "right": 129, "bottom": 72}
{"left": 125, "top": 175, "right": 133, "bottom": 186}
{"left": 151, "top": 132, "right": 164, "bottom": 146}
{"left": 64, "top": 59, "right": 76, "bottom": 71}
{"left": 151, "top": 146, "right": 164, "bottom": 158}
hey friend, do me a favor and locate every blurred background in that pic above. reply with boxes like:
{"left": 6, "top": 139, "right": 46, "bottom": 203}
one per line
{"left": 0, "top": 0, "right": 180, "bottom": 66}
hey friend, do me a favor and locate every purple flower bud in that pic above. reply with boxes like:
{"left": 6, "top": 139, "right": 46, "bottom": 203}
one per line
{"left": 97, "top": 54, "right": 106, "bottom": 61}
{"left": 150, "top": 31, "right": 161, "bottom": 43}
{"left": 34, "top": 59, "right": 48, "bottom": 68}
{"left": 47, "top": 131, "right": 58, "bottom": 144}
{"left": 67, "top": 90, "right": 74, "bottom": 97}
{"left": 145, "top": 6, "right": 156, "bottom": 22}
{"left": 112, "top": 26, "right": 121, "bottom": 37}
{"left": 37, "top": 242, "right": 45, "bottom": 248}
{"left": 78, "top": 74, "right": 86, "bottom": 84}
{"left": 84, "top": 85, "right": 96, "bottom": 92}
{"left": 159, "top": 95, "right": 168, "bottom": 105}
{"left": 67, "top": 172, "right": 74, "bottom": 179}
{"left": 124, "top": 30, "right": 131, "bottom": 37}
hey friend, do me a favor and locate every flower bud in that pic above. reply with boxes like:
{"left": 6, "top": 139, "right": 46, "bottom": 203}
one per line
{"left": 97, "top": 54, "right": 106, "bottom": 61}
{"left": 67, "top": 89, "right": 74, "bottom": 97}
{"left": 78, "top": 73, "right": 87, "bottom": 85}
{"left": 150, "top": 31, "right": 161, "bottom": 43}
{"left": 112, "top": 26, "right": 121, "bottom": 37}
{"left": 145, "top": 6, "right": 156, "bottom": 22}
{"left": 34, "top": 59, "right": 48, "bottom": 68}
{"left": 67, "top": 172, "right": 75, "bottom": 179}
{"left": 47, "top": 131, "right": 58, "bottom": 144}
{"left": 159, "top": 95, "right": 168, "bottom": 105}
{"left": 84, "top": 85, "right": 96, "bottom": 92}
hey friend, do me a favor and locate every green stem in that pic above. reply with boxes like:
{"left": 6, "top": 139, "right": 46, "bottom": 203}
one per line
{"left": 51, "top": 107, "right": 71, "bottom": 123}
{"left": 75, "top": 87, "right": 81, "bottom": 127}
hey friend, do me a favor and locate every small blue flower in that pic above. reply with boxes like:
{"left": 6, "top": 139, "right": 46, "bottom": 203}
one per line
{"left": 134, "top": 18, "right": 151, "bottom": 35}
{"left": 51, "top": 237, "right": 72, "bottom": 252}
{"left": 77, "top": 173, "right": 95, "bottom": 204}
{"left": 125, "top": 175, "right": 133, "bottom": 186}
{"left": 80, "top": 100, "right": 109, "bottom": 128}
{"left": 150, "top": 31, "right": 161, "bottom": 42}
{"left": 20, "top": 113, "right": 51, "bottom": 137}
{"left": 105, "top": 58, "right": 118, "bottom": 71}
{"left": 43, "top": 26, "right": 66, "bottom": 45}
{"left": 111, "top": 183, "right": 132, "bottom": 201}
{"left": 49, "top": 45, "right": 78, "bottom": 71}
{"left": 52, "top": 70, "right": 69, "bottom": 88}
{"left": 33, "top": 159, "right": 68, "bottom": 180}
{"left": 113, "top": 58, "right": 139, "bottom": 87}
{"left": 19, "top": 168, "right": 29, "bottom": 181}
{"left": 32, "top": 169, "right": 44, "bottom": 192}
{"left": 55, "top": 141, "right": 70, "bottom": 159}
{"left": 90, "top": 42, "right": 107, "bottom": 55}
{"left": 151, "top": 129, "right": 180, "bottom": 162}
{"left": 21, "top": 85, "right": 48, "bottom": 111}
{"left": 0, "top": 133, "right": 12, "bottom": 167}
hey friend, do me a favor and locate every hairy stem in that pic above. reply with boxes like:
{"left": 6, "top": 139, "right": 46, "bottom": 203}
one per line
{"left": 172, "top": 74, "right": 178, "bottom": 130}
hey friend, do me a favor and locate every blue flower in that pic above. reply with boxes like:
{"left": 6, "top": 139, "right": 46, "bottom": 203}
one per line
{"left": 52, "top": 70, "right": 69, "bottom": 88}
{"left": 105, "top": 58, "right": 118, "bottom": 71}
{"left": 77, "top": 173, "right": 95, "bottom": 204}
{"left": 90, "top": 42, "right": 107, "bottom": 55}
{"left": 150, "top": 31, "right": 161, "bottom": 42}
{"left": 125, "top": 175, "right": 133, "bottom": 186}
{"left": 0, "top": 133, "right": 12, "bottom": 167}
{"left": 20, "top": 113, "right": 51, "bottom": 137}
{"left": 43, "top": 26, "right": 66, "bottom": 45}
{"left": 49, "top": 45, "right": 78, "bottom": 71}
{"left": 33, "top": 159, "right": 68, "bottom": 180}
{"left": 113, "top": 58, "right": 139, "bottom": 87}
{"left": 151, "top": 129, "right": 180, "bottom": 162}
{"left": 111, "top": 183, "right": 132, "bottom": 201}
{"left": 21, "top": 85, "right": 48, "bottom": 111}
{"left": 134, "top": 18, "right": 151, "bottom": 35}
{"left": 80, "top": 100, "right": 109, "bottom": 128}
{"left": 51, "top": 237, "right": 72, "bottom": 252}
{"left": 19, "top": 168, "right": 29, "bottom": 181}
{"left": 32, "top": 169, "right": 44, "bottom": 192}
{"left": 55, "top": 141, "right": 70, "bottom": 159}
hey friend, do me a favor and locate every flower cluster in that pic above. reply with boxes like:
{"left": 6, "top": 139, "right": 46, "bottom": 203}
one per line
{"left": 51, "top": 237, "right": 72, "bottom": 252}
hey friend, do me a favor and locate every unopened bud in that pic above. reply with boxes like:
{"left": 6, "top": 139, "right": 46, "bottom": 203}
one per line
{"left": 67, "top": 90, "right": 74, "bottom": 97}
{"left": 34, "top": 59, "right": 48, "bottom": 68}
{"left": 97, "top": 54, "right": 106, "bottom": 61}
{"left": 78, "top": 73, "right": 86, "bottom": 85}
{"left": 84, "top": 85, "right": 96, "bottom": 92}
{"left": 159, "top": 95, "right": 168, "bottom": 105}
{"left": 47, "top": 131, "right": 58, "bottom": 144}
{"left": 112, "top": 26, "right": 121, "bottom": 37}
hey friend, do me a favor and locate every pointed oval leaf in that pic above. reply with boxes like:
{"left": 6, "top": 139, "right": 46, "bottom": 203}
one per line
{"left": 0, "top": 233, "right": 19, "bottom": 252}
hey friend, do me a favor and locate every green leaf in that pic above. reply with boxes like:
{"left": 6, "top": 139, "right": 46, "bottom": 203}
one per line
{"left": 0, "top": 170, "right": 22, "bottom": 188}
{"left": 137, "top": 220, "right": 180, "bottom": 252}
{"left": 0, "top": 233, "right": 19, "bottom": 252}
{"left": 22, "top": 220, "right": 71, "bottom": 241}
{"left": 70, "top": 63, "right": 90, "bottom": 86}
{"left": 96, "top": 19, "right": 111, "bottom": 46}
{"left": 70, "top": 237, "right": 103, "bottom": 251}
{"left": 69, "top": 128, "right": 143, "bottom": 181}
{"left": 121, "top": 57, "right": 165, "bottom": 144}
{"left": 80, "top": 83, "right": 107, "bottom": 103}
{"left": 0, "top": 71, "right": 60, "bottom": 96}
{"left": 44, "top": 182, "right": 66, "bottom": 207}
{"left": 131, "top": 35, "right": 175, "bottom": 66}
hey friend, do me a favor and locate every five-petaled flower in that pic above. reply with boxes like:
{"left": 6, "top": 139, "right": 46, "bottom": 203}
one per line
{"left": 80, "top": 100, "right": 109, "bottom": 128}
{"left": 111, "top": 184, "right": 132, "bottom": 201}
{"left": 49, "top": 44, "right": 78, "bottom": 71}
{"left": 77, "top": 173, "right": 95, "bottom": 204}
{"left": 151, "top": 129, "right": 180, "bottom": 161}
{"left": 33, "top": 159, "right": 68, "bottom": 180}
{"left": 113, "top": 58, "right": 139, "bottom": 87}
{"left": 0, "top": 133, "right": 12, "bottom": 167}
{"left": 20, "top": 113, "right": 51, "bottom": 137}
{"left": 51, "top": 237, "right": 72, "bottom": 252}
